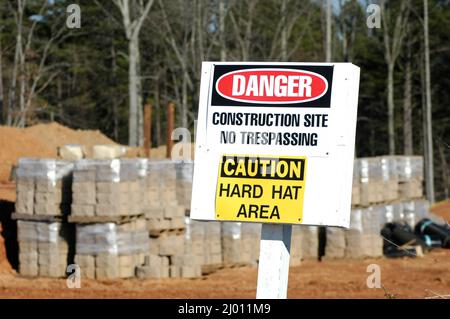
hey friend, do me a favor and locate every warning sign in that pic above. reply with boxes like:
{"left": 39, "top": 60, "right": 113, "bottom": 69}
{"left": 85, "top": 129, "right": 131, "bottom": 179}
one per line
{"left": 190, "top": 62, "right": 360, "bottom": 228}
{"left": 215, "top": 155, "right": 307, "bottom": 224}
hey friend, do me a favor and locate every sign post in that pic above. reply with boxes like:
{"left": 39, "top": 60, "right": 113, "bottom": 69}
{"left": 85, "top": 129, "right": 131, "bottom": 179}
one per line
{"left": 256, "top": 224, "right": 292, "bottom": 299}
{"left": 190, "top": 62, "right": 360, "bottom": 299}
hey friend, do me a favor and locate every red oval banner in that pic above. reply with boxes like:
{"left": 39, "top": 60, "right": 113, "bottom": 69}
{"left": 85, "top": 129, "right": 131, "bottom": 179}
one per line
{"left": 216, "top": 68, "right": 329, "bottom": 104}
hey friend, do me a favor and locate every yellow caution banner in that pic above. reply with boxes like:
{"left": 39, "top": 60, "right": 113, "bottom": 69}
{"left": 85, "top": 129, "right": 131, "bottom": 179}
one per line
{"left": 215, "top": 154, "right": 307, "bottom": 224}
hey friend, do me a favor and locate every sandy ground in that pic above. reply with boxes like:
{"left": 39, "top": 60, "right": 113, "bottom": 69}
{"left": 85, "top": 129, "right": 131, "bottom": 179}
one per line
{"left": 0, "top": 249, "right": 448, "bottom": 299}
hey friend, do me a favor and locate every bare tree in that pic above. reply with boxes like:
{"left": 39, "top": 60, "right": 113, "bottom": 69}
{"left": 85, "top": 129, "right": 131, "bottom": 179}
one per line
{"left": 229, "top": 0, "right": 258, "bottom": 61}
{"left": 219, "top": 0, "right": 227, "bottom": 62}
{"left": 113, "top": 0, "right": 155, "bottom": 146}
{"left": 381, "top": 0, "right": 409, "bottom": 155}
{"left": 403, "top": 22, "right": 413, "bottom": 155}
{"left": 158, "top": 0, "right": 194, "bottom": 129}
{"left": 423, "top": 0, "right": 435, "bottom": 202}
{"left": 6, "top": 0, "right": 68, "bottom": 127}
{"left": 0, "top": 29, "right": 4, "bottom": 124}
{"left": 325, "top": 0, "right": 332, "bottom": 62}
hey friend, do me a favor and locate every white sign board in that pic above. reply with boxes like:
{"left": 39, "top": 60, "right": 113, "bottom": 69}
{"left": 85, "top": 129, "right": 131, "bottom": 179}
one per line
{"left": 191, "top": 62, "right": 360, "bottom": 228}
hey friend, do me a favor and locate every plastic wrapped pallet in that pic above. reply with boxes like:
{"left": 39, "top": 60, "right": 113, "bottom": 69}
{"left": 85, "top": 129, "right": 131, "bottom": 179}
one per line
{"left": 17, "top": 220, "right": 74, "bottom": 277}
{"left": 351, "top": 159, "right": 361, "bottom": 206}
{"left": 222, "top": 221, "right": 261, "bottom": 266}
{"left": 175, "top": 161, "right": 194, "bottom": 210}
{"left": 403, "top": 200, "right": 430, "bottom": 229}
{"left": 75, "top": 219, "right": 148, "bottom": 279}
{"left": 380, "top": 156, "right": 399, "bottom": 202}
{"left": 290, "top": 225, "right": 302, "bottom": 266}
{"left": 396, "top": 156, "right": 424, "bottom": 200}
{"left": 221, "top": 222, "right": 244, "bottom": 265}
{"left": 344, "top": 208, "right": 383, "bottom": 258}
{"left": 142, "top": 217, "right": 202, "bottom": 278}
{"left": 380, "top": 202, "right": 405, "bottom": 225}
{"left": 184, "top": 217, "right": 205, "bottom": 262}
{"left": 204, "top": 222, "right": 223, "bottom": 265}
{"left": 325, "top": 227, "right": 346, "bottom": 259}
{"left": 299, "top": 226, "right": 319, "bottom": 259}
{"left": 71, "top": 159, "right": 141, "bottom": 217}
{"left": 144, "top": 160, "right": 185, "bottom": 234}
{"left": 15, "top": 158, "right": 73, "bottom": 216}
{"left": 359, "top": 157, "right": 383, "bottom": 206}
{"left": 241, "top": 223, "right": 261, "bottom": 266}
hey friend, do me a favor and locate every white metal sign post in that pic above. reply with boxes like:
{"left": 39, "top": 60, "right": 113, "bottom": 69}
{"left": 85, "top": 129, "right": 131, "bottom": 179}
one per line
{"left": 190, "top": 62, "right": 360, "bottom": 299}
{"left": 256, "top": 224, "right": 292, "bottom": 299}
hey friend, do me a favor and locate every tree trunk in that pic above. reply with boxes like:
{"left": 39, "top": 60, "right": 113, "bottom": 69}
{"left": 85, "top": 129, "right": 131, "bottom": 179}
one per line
{"left": 128, "top": 38, "right": 139, "bottom": 146}
{"left": 0, "top": 36, "right": 4, "bottom": 124}
{"left": 387, "top": 63, "right": 395, "bottom": 155}
{"left": 219, "top": 0, "right": 226, "bottom": 61}
{"left": 281, "top": 0, "right": 287, "bottom": 61}
{"left": 181, "top": 71, "right": 188, "bottom": 129}
{"left": 154, "top": 77, "right": 161, "bottom": 146}
{"left": 137, "top": 43, "right": 143, "bottom": 147}
{"left": 111, "top": 44, "right": 119, "bottom": 141}
{"left": 423, "top": 0, "right": 435, "bottom": 202}
{"left": 325, "top": 0, "right": 332, "bottom": 62}
{"left": 403, "top": 48, "right": 413, "bottom": 155}
{"left": 436, "top": 140, "right": 449, "bottom": 199}
{"left": 57, "top": 75, "right": 63, "bottom": 121}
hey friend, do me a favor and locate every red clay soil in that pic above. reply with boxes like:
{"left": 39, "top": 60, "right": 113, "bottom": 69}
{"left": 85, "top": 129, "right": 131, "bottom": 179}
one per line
{"left": 0, "top": 122, "right": 119, "bottom": 201}
{"left": 0, "top": 249, "right": 448, "bottom": 299}
{"left": 431, "top": 200, "right": 450, "bottom": 222}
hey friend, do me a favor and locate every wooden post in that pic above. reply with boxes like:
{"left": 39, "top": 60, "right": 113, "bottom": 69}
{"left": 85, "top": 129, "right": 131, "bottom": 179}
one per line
{"left": 166, "top": 102, "right": 175, "bottom": 159}
{"left": 256, "top": 224, "right": 292, "bottom": 299}
{"left": 144, "top": 104, "right": 152, "bottom": 158}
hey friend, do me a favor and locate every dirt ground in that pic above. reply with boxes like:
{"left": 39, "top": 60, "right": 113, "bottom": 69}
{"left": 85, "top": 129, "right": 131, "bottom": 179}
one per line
{"left": 0, "top": 248, "right": 448, "bottom": 299}
{"left": 0, "top": 202, "right": 448, "bottom": 299}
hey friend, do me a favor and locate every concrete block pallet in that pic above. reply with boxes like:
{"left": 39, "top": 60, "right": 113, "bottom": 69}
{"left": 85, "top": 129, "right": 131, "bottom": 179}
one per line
{"left": 17, "top": 220, "right": 74, "bottom": 277}
{"left": 15, "top": 158, "right": 73, "bottom": 217}
{"left": 75, "top": 219, "right": 148, "bottom": 279}
{"left": 70, "top": 159, "right": 149, "bottom": 279}
{"left": 136, "top": 160, "right": 201, "bottom": 279}
{"left": 351, "top": 155, "right": 424, "bottom": 208}
{"left": 15, "top": 158, "right": 75, "bottom": 277}
{"left": 70, "top": 159, "right": 142, "bottom": 219}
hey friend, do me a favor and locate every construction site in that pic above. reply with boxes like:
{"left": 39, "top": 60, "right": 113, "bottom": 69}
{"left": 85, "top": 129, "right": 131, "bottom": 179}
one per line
{"left": 0, "top": 0, "right": 449, "bottom": 301}
{"left": 0, "top": 122, "right": 448, "bottom": 299}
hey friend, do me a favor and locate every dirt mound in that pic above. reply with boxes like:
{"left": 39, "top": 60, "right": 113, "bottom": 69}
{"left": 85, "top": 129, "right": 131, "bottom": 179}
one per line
{"left": 0, "top": 126, "right": 54, "bottom": 182}
{"left": 24, "top": 122, "right": 116, "bottom": 152}
{"left": 0, "top": 122, "right": 118, "bottom": 186}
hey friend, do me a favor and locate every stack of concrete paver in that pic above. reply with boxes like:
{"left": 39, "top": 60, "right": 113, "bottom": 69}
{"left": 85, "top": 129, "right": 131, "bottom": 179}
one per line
{"left": 351, "top": 160, "right": 361, "bottom": 206}
{"left": 70, "top": 159, "right": 141, "bottom": 218}
{"left": 290, "top": 226, "right": 303, "bottom": 266}
{"left": 299, "top": 226, "right": 319, "bottom": 259}
{"left": 380, "top": 156, "right": 399, "bottom": 202}
{"left": 75, "top": 220, "right": 148, "bottom": 279}
{"left": 351, "top": 155, "right": 424, "bottom": 208}
{"left": 402, "top": 199, "right": 430, "bottom": 229}
{"left": 175, "top": 161, "right": 194, "bottom": 211}
{"left": 358, "top": 157, "right": 384, "bottom": 206}
{"left": 397, "top": 156, "right": 424, "bottom": 200}
{"left": 325, "top": 226, "right": 347, "bottom": 259}
{"left": 15, "top": 158, "right": 73, "bottom": 217}
{"left": 221, "top": 222, "right": 259, "bottom": 266}
{"left": 14, "top": 158, "right": 74, "bottom": 277}
{"left": 139, "top": 160, "right": 200, "bottom": 278}
{"left": 70, "top": 159, "right": 147, "bottom": 279}
{"left": 180, "top": 218, "right": 220, "bottom": 276}
{"left": 144, "top": 160, "right": 185, "bottom": 233}
{"left": 344, "top": 208, "right": 383, "bottom": 258}
{"left": 326, "top": 154, "right": 428, "bottom": 260}
{"left": 17, "top": 220, "right": 74, "bottom": 277}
